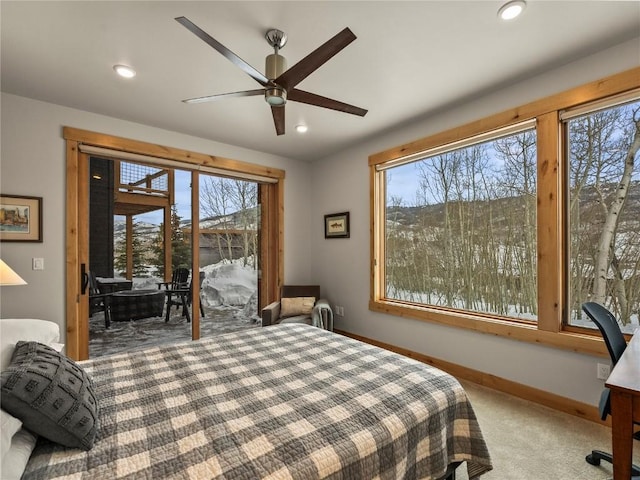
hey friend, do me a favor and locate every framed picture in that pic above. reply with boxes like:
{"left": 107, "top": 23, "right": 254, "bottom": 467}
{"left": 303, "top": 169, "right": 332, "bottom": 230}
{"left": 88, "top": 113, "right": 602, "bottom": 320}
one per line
{"left": 0, "top": 194, "right": 43, "bottom": 242}
{"left": 324, "top": 211, "right": 350, "bottom": 239}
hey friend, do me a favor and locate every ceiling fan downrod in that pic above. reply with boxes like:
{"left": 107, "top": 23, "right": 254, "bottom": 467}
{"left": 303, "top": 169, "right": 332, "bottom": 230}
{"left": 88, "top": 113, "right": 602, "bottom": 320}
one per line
{"left": 264, "top": 29, "right": 287, "bottom": 106}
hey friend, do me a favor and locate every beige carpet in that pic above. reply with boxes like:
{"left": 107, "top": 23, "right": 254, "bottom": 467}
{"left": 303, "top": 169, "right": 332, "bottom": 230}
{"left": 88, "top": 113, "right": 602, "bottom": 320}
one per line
{"left": 457, "top": 380, "right": 640, "bottom": 480}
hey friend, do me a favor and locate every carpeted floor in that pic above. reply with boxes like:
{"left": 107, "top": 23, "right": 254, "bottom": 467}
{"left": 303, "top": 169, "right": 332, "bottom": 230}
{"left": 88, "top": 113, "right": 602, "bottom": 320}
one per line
{"left": 89, "top": 305, "right": 260, "bottom": 358}
{"left": 457, "top": 380, "right": 640, "bottom": 480}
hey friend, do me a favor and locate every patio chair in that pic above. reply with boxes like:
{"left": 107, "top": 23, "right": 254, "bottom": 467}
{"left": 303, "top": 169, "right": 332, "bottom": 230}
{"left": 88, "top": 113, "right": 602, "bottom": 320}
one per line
{"left": 163, "top": 271, "right": 205, "bottom": 323}
{"left": 86, "top": 271, "right": 112, "bottom": 329}
{"left": 157, "top": 267, "right": 189, "bottom": 291}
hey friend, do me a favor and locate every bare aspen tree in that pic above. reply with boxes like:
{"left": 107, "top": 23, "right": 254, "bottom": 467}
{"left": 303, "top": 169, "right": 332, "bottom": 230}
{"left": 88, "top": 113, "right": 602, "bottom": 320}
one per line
{"left": 495, "top": 130, "right": 537, "bottom": 315}
{"left": 200, "top": 177, "right": 233, "bottom": 261}
{"left": 200, "top": 176, "right": 258, "bottom": 266}
{"left": 417, "top": 152, "right": 459, "bottom": 307}
{"left": 384, "top": 185, "right": 403, "bottom": 298}
{"left": 227, "top": 180, "right": 257, "bottom": 267}
{"left": 592, "top": 109, "right": 640, "bottom": 321}
{"left": 569, "top": 104, "right": 640, "bottom": 324}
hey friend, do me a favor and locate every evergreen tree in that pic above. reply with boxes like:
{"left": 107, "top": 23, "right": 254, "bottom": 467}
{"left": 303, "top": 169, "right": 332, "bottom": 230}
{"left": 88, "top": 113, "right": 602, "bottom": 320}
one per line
{"left": 150, "top": 225, "right": 165, "bottom": 277}
{"left": 171, "top": 206, "right": 191, "bottom": 271}
{"left": 131, "top": 222, "right": 148, "bottom": 277}
{"left": 114, "top": 234, "right": 127, "bottom": 276}
{"left": 150, "top": 205, "right": 191, "bottom": 277}
{"left": 114, "top": 220, "right": 148, "bottom": 277}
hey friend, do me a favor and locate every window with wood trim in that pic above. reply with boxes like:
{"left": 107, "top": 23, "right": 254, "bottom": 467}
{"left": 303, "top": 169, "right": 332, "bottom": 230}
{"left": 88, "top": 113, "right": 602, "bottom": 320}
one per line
{"left": 564, "top": 97, "right": 640, "bottom": 334}
{"left": 369, "top": 68, "right": 640, "bottom": 353}
{"left": 383, "top": 123, "right": 538, "bottom": 321}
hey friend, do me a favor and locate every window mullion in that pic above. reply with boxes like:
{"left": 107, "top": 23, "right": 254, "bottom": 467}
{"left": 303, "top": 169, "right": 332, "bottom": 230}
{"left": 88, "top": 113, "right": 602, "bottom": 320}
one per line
{"left": 536, "top": 111, "right": 562, "bottom": 332}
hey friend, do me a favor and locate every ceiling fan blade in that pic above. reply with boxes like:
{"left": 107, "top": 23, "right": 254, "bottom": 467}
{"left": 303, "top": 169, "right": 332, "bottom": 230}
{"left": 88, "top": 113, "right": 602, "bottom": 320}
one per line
{"left": 175, "top": 16, "right": 269, "bottom": 87}
{"left": 275, "top": 28, "right": 356, "bottom": 91}
{"left": 288, "top": 89, "right": 368, "bottom": 117}
{"left": 183, "top": 89, "right": 264, "bottom": 104}
{"left": 271, "top": 106, "right": 285, "bottom": 136}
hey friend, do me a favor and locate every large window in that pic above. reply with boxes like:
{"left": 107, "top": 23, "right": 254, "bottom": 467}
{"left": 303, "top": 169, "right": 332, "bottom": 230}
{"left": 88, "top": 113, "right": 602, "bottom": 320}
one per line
{"left": 385, "top": 125, "right": 537, "bottom": 321}
{"left": 370, "top": 68, "right": 639, "bottom": 353}
{"left": 565, "top": 99, "right": 640, "bottom": 334}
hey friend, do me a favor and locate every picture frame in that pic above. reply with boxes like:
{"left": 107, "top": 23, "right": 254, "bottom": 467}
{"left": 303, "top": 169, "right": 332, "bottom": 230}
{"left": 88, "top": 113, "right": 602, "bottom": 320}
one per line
{"left": 324, "top": 211, "right": 350, "bottom": 239}
{"left": 0, "top": 194, "right": 43, "bottom": 242}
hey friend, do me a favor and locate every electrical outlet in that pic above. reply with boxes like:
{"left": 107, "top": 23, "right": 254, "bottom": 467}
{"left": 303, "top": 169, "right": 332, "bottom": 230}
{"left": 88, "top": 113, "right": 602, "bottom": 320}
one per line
{"left": 597, "top": 363, "right": 611, "bottom": 380}
{"left": 335, "top": 305, "right": 344, "bottom": 316}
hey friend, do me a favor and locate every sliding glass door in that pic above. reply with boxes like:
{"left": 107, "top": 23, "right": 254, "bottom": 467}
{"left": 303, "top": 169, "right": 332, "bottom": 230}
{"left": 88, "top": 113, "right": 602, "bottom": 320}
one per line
{"left": 197, "top": 174, "right": 260, "bottom": 340}
{"left": 64, "top": 127, "right": 284, "bottom": 360}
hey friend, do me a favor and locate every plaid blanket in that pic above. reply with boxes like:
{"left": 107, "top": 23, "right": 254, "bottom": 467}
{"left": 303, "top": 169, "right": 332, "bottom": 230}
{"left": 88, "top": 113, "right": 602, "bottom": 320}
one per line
{"left": 24, "top": 324, "right": 492, "bottom": 480}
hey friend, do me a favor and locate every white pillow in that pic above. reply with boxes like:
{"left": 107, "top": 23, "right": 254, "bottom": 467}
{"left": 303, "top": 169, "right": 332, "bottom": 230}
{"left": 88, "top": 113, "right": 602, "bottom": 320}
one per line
{"left": 0, "top": 319, "right": 60, "bottom": 371}
{"left": 0, "top": 427, "right": 37, "bottom": 480}
{"left": 0, "top": 319, "right": 60, "bottom": 480}
{"left": 1, "top": 410, "right": 22, "bottom": 461}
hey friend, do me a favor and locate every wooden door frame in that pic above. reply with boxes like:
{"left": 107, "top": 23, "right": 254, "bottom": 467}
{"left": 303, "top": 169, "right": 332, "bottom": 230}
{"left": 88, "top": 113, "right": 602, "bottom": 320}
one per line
{"left": 64, "top": 127, "right": 285, "bottom": 360}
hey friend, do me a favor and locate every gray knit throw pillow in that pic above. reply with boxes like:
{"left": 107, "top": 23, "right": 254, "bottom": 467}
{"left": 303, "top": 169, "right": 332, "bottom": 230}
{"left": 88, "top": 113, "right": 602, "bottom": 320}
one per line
{"left": 0, "top": 341, "right": 99, "bottom": 450}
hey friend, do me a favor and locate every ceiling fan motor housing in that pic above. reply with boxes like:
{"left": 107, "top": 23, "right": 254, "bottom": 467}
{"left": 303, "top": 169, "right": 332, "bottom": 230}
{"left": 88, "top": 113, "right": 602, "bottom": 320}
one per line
{"left": 265, "top": 53, "right": 287, "bottom": 105}
{"left": 265, "top": 53, "right": 286, "bottom": 81}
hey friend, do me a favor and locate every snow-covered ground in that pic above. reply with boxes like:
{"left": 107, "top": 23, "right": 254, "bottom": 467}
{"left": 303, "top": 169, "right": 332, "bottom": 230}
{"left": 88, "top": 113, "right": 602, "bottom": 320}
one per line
{"left": 130, "top": 259, "right": 257, "bottom": 310}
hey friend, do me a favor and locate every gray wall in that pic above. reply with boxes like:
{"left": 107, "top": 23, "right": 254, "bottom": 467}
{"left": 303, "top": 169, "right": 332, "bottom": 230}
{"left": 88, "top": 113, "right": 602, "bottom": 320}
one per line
{"left": 1, "top": 36, "right": 638, "bottom": 407}
{"left": 309, "top": 37, "right": 640, "bottom": 406}
{"left": 0, "top": 94, "right": 314, "bottom": 340}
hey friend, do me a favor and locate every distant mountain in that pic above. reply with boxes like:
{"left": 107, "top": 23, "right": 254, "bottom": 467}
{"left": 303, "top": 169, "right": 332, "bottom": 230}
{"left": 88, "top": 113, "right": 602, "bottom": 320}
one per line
{"left": 113, "top": 207, "right": 258, "bottom": 246}
{"left": 386, "top": 180, "right": 640, "bottom": 230}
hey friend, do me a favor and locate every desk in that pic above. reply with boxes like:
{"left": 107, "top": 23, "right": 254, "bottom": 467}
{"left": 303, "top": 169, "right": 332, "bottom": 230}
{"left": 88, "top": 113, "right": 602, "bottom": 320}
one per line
{"left": 606, "top": 332, "right": 640, "bottom": 479}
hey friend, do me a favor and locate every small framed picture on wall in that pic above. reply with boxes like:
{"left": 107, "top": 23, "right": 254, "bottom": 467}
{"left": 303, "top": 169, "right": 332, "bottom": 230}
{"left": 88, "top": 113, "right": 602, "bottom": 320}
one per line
{"left": 324, "top": 211, "right": 350, "bottom": 239}
{"left": 0, "top": 194, "right": 43, "bottom": 242}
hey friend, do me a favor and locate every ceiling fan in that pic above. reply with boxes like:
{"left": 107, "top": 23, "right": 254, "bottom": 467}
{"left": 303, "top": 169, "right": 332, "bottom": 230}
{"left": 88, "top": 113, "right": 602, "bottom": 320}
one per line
{"left": 175, "top": 16, "right": 368, "bottom": 136}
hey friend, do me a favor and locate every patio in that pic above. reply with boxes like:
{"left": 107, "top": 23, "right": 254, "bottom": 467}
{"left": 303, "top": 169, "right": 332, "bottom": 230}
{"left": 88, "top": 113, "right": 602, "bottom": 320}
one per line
{"left": 89, "top": 304, "right": 260, "bottom": 358}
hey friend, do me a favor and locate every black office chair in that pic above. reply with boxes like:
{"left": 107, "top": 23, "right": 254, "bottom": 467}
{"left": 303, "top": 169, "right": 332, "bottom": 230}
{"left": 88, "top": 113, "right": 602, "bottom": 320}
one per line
{"left": 582, "top": 302, "right": 640, "bottom": 476}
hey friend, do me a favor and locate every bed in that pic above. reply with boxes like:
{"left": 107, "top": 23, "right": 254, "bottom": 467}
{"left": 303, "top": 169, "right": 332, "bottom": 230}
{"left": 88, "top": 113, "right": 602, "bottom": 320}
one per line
{"left": 6, "top": 322, "right": 492, "bottom": 479}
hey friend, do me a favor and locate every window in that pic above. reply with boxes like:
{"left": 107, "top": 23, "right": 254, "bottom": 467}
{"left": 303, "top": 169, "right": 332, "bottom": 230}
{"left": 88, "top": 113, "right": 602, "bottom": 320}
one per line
{"left": 384, "top": 125, "right": 537, "bottom": 321}
{"left": 565, "top": 99, "right": 640, "bottom": 334}
{"left": 369, "top": 68, "right": 639, "bottom": 353}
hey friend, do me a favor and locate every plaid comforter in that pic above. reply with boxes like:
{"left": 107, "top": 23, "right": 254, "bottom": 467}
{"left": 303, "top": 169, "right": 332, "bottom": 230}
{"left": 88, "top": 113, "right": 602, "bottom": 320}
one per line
{"left": 24, "top": 324, "right": 492, "bottom": 480}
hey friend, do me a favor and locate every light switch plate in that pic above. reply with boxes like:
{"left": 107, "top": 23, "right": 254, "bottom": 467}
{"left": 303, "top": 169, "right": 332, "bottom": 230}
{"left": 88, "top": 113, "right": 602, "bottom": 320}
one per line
{"left": 32, "top": 257, "right": 44, "bottom": 270}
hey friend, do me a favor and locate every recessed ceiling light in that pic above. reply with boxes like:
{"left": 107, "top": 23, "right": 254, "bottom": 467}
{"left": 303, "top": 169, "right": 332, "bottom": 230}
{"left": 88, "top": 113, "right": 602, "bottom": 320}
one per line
{"left": 295, "top": 124, "right": 308, "bottom": 134}
{"left": 498, "top": 0, "right": 526, "bottom": 20}
{"left": 113, "top": 64, "right": 136, "bottom": 78}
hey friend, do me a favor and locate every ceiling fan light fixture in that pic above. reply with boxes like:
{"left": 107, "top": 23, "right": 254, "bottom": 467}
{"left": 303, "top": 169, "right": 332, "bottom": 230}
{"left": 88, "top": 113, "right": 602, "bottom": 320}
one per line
{"left": 498, "top": 0, "right": 526, "bottom": 20}
{"left": 113, "top": 64, "right": 136, "bottom": 78}
{"left": 265, "top": 87, "right": 287, "bottom": 106}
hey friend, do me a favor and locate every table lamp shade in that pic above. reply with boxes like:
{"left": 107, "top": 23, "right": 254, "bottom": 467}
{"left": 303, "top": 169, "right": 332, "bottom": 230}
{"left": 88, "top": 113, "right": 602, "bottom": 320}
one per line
{"left": 0, "top": 260, "right": 27, "bottom": 286}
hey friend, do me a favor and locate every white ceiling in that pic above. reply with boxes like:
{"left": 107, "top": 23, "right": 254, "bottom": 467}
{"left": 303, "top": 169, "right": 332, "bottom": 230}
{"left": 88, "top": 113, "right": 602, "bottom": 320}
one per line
{"left": 2, "top": 1, "right": 639, "bottom": 162}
